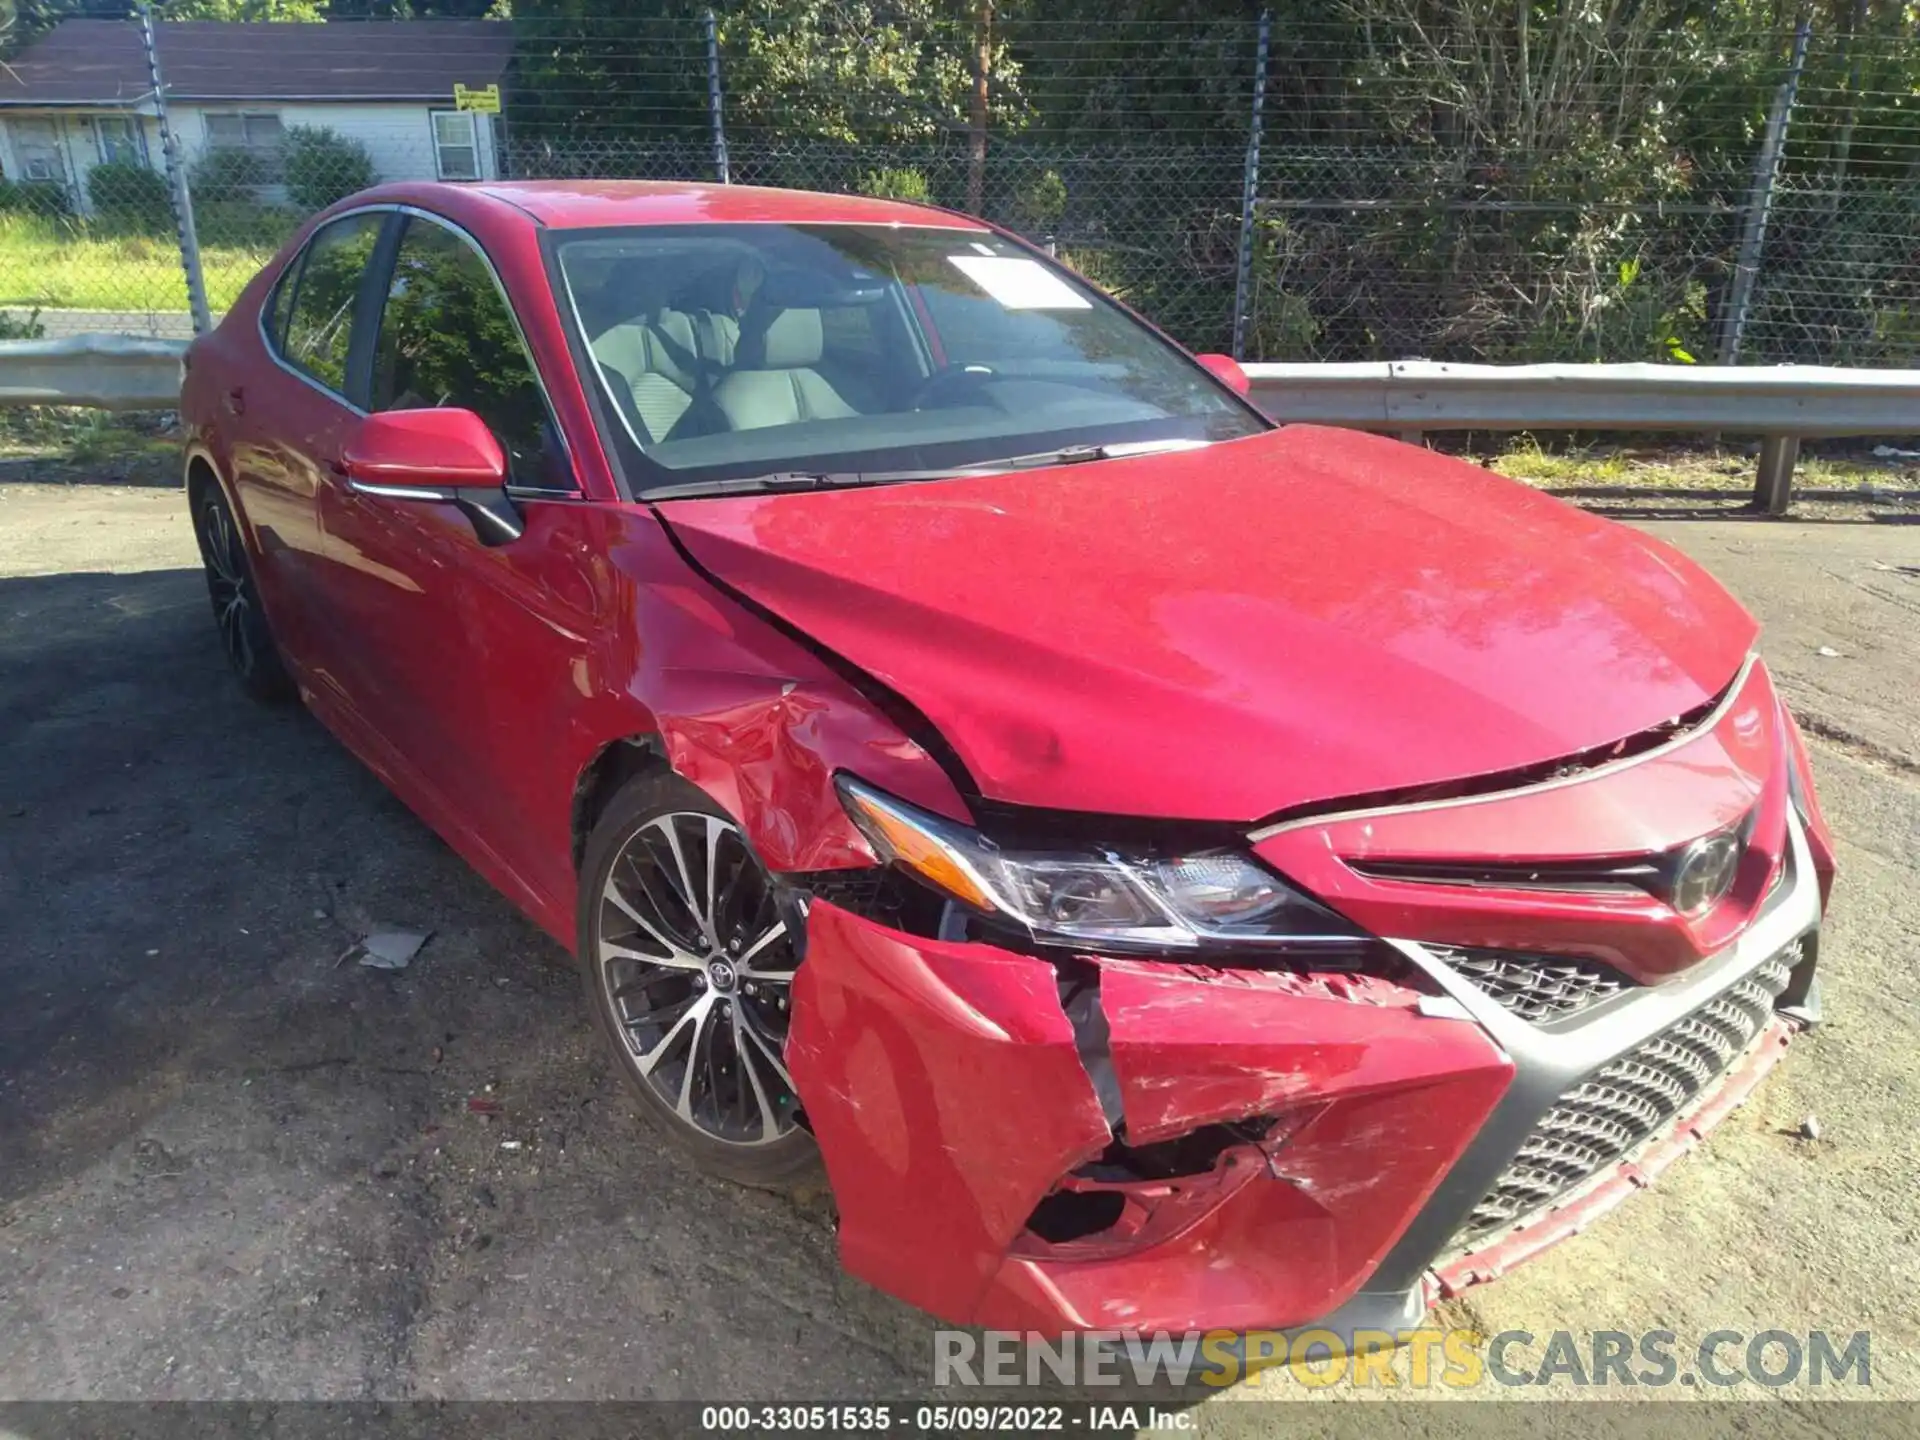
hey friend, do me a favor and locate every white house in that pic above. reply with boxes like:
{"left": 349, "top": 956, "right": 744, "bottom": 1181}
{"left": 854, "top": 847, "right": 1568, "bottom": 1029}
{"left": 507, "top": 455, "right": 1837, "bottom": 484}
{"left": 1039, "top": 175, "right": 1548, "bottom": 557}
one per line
{"left": 0, "top": 19, "right": 515, "bottom": 214}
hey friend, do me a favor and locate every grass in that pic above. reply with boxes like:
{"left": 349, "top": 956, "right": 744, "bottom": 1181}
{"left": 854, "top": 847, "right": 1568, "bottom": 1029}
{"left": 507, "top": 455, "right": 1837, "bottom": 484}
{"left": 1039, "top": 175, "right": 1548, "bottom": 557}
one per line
{"left": 0, "top": 407, "right": 180, "bottom": 485}
{"left": 0, "top": 209, "right": 292, "bottom": 315}
{"left": 1486, "top": 436, "right": 1912, "bottom": 495}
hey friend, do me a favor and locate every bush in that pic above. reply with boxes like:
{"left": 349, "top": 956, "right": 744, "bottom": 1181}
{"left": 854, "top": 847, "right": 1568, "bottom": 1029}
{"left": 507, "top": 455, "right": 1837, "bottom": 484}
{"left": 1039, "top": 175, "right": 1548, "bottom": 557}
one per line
{"left": 0, "top": 178, "right": 73, "bottom": 217}
{"left": 1010, "top": 169, "right": 1068, "bottom": 233}
{"left": 192, "top": 147, "right": 274, "bottom": 203}
{"left": 87, "top": 162, "right": 171, "bottom": 224}
{"left": 856, "top": 167, "right": 931, "bottom": 203}
{"left": 283, "top": 126, "right": 376, "bottom": 213}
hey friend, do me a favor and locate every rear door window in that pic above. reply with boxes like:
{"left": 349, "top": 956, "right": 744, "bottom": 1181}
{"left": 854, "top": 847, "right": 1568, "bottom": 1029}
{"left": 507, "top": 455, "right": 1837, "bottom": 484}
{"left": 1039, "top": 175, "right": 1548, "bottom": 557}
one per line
{"left": 280, "top": 212, "right": 384, "bottom": 397}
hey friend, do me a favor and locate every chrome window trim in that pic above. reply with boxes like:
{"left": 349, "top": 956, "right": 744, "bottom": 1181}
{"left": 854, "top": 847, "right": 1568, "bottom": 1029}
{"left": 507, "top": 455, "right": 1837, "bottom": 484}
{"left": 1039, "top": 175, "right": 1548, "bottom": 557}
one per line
{"left": 1247, "top": 652, "right": 1760, "bottom": 844}
{"left": 347, "top": 478, "right": 454, "bottom": 502}
{"left": 257, "top": 201, "right": 580, "bottom": 494}
{"left": 349, "top": 479, "right": 588, "bottom": 511}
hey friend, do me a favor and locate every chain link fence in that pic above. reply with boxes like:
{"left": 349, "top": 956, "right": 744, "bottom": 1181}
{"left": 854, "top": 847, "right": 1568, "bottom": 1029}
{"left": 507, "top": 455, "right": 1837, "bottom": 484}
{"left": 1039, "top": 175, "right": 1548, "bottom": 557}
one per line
{"left": 1, "top": 11, "right": 1916, "bottom": 369}
{"left": 0, "top": 117, "right": 447, "bottom": 341}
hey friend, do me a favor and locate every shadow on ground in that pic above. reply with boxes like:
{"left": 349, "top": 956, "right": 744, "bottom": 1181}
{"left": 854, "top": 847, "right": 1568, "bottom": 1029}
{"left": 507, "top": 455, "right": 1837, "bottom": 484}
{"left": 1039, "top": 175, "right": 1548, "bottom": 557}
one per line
{"left": 0, "top": 567, "right": 954, "bottom": 1400}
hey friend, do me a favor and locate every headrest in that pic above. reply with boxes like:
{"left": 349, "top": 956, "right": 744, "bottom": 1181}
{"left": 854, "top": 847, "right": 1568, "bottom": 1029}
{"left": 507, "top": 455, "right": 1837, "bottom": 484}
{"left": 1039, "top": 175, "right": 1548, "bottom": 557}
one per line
{"left": 757, "top": 308, "right": 824, "bottom": 368}
{"left": 595, "top": 256, "right": 668, "bottom": 326}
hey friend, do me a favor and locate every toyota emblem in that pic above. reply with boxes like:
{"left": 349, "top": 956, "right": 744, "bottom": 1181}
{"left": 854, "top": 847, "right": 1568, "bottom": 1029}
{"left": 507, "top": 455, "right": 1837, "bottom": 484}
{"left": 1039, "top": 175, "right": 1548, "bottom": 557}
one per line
{"left": 1670, "top": 831, "right": 1743, "bottom": 915}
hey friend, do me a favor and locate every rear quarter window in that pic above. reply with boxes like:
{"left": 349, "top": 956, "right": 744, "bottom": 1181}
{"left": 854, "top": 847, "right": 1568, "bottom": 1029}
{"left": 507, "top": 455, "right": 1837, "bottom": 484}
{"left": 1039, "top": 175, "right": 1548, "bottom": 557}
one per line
{"left": 264, "top": 252, "right": 301, "bottom": 352}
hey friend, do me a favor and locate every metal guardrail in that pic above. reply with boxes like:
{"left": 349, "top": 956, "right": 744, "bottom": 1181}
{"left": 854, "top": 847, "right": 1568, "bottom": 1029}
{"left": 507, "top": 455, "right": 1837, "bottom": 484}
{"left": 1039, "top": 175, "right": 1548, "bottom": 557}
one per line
{"left": 0, "top": 341, "right": 1913, "bottom": 515}
{"left": 1244, "top": 360, "right": 1920, "bottom": 513}
{"left": 0, "top": 334, "right": 188, "bottom": 412}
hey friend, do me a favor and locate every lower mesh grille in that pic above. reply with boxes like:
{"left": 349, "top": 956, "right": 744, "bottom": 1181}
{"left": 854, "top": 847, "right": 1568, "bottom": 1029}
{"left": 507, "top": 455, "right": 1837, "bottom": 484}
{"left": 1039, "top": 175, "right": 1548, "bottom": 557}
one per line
{"left": 1457, "top": 944, "right": 1799, "bottom": 1242}
{"left": 1429, "top": 945, "right": 1630, "bottom": 1023}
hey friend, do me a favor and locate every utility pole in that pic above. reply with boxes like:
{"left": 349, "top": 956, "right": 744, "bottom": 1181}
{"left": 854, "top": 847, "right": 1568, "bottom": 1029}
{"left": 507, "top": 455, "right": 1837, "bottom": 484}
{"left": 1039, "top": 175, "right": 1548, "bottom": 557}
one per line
{"left": 967, "top": 0, "right": 992, "bottom": 216}
{"left": 141, "top": 4, "right": 211, "bottom": 336}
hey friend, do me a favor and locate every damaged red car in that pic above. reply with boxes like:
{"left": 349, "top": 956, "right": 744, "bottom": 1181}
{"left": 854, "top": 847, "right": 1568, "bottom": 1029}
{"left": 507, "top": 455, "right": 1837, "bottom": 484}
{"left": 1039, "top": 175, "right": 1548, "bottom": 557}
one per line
{"left": 181, "top": 180, "right": 1837, "bottom": 1338}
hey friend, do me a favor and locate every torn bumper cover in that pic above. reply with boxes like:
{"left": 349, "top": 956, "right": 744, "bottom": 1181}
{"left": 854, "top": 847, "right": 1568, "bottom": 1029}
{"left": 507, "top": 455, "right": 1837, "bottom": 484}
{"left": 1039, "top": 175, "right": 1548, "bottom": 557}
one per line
{"left": 783, "top": 814, "right": 1826, "bottom": 1337}
{"left": 786, "top": 903, "right": 1511, "bottom": 1333}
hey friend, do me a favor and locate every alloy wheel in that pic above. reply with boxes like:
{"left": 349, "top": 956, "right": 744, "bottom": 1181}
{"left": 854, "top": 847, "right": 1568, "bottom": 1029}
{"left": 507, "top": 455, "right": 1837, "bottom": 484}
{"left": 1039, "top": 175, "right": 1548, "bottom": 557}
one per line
{"left": 200, "top": 497, "right": 255, "bottom": 677}
{"left": 594, "top": 811, "right": 801, "bottom": 1147}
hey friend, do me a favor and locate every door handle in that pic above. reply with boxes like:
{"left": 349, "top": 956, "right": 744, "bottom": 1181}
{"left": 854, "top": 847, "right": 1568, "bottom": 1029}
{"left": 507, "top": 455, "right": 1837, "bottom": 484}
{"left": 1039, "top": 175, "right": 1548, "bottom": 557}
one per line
{"left": 225, "top": 386, "right": 245, "bottom": 416}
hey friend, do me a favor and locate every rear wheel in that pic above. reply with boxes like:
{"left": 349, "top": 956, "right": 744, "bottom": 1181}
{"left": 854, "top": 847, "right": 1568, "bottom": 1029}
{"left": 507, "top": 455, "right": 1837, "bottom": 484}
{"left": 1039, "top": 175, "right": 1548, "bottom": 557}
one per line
{"left": 579, "top": 771, "right": 822, "bottom": 1190}
{"left": 192, "top": 481, "right": 293, "bottom": 703}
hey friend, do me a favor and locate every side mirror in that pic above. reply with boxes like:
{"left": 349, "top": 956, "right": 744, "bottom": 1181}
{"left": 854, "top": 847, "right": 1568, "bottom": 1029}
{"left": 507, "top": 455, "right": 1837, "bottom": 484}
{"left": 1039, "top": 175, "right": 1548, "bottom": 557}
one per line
{"left": 342, "top": 408, "right": 523, "bottom": 545}
{"left": 1194, "top": 352, "right": 1251, "bottom": 397}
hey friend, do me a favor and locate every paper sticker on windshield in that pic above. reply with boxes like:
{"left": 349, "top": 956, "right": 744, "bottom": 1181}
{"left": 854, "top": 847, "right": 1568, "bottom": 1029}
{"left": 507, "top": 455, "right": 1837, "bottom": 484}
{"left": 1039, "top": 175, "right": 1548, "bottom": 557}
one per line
{"left": 947, "top": 256, "right": 1091, "bottom": 310}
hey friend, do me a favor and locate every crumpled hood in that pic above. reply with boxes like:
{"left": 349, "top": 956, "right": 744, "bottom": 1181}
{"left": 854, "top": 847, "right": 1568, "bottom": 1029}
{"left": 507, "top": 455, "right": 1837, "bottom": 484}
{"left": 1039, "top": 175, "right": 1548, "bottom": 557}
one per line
{"left": 658, "top": 425, "right": 1756, "bottom": 822}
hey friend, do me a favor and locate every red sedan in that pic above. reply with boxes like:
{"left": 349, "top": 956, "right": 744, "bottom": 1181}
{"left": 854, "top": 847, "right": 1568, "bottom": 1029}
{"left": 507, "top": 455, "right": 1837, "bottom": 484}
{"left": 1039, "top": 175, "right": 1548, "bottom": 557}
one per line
{"left": 181, "top": 181, "right": 1836, "bottom": 1337}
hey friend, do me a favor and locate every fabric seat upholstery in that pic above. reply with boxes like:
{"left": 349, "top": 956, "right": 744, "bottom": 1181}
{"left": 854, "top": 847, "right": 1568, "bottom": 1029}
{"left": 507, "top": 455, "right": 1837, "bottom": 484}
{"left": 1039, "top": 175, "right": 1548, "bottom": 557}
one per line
{"left": 711, "top": 309, "right": 857, "bottom": 432}
{"left": 592, "top": 312, "right": 702, "bottom": 443}
{"left": 583, "top": 257, "right": 716, "bottom": 443}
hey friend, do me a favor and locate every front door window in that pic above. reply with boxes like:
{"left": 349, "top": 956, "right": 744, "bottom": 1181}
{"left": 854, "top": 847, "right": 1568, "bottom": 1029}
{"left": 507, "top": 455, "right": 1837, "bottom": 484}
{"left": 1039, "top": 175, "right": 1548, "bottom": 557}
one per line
{"left": 371, "top": 215, "right": 566, "bottom": 489}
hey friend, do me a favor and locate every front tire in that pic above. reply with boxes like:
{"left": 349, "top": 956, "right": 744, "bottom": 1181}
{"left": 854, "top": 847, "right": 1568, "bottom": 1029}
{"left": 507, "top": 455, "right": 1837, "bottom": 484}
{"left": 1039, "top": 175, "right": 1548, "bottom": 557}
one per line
{"left": 579, "top": 771, "right": 823, "bottom": 1190}
{"left": 191, "top": 481, "right": 294, "bottom": 703}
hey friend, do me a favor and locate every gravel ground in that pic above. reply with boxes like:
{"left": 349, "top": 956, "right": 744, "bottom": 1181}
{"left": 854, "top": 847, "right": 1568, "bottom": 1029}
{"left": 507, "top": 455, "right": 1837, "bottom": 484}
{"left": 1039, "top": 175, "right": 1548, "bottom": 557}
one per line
{"left": 1, "top": 481, "right": 1915, "bottom": 1422}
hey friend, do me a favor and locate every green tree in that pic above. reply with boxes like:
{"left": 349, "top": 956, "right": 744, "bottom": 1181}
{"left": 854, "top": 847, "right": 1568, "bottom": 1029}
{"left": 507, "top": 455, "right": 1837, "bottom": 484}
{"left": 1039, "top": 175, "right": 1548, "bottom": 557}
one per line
{"left": 165, "top": 0, "right": 327, "bottom": 17}
{"left": 510, "top": 1, "right": 1015, "bottom": 144}
{"left": 283, "top": 125, "right": 378, "bottom": 211}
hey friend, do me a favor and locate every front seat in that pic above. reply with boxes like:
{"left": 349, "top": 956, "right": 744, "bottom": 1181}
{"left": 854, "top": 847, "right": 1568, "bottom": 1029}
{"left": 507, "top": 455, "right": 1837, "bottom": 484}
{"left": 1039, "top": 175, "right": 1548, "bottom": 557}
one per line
{"left": 711, "top": 309, "right": 858, "bottom": 432}
{"left": 587, "top": 262, "right": 704, "bottom": 443}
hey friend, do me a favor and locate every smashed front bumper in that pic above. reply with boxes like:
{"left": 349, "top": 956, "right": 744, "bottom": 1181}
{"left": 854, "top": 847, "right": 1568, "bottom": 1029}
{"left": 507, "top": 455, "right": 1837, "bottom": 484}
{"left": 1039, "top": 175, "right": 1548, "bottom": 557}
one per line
{"left": 783, "top": 817, "right": 1826, "bottom": 1337}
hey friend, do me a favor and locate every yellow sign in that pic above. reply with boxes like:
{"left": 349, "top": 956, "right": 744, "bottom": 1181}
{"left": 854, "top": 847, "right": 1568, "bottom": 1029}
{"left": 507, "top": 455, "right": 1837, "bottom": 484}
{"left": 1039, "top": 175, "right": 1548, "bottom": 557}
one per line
{"left": 453, "top": 84, "right": 501, "bottom": 114}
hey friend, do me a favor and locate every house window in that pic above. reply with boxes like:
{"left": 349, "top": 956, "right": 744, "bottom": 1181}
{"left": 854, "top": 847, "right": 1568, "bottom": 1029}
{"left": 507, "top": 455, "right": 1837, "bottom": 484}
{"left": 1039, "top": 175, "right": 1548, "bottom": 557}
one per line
{"left": 204, "top": 111, "right": 286, "bottom": 177}
{"left": 95, "top": 116, "right": 141, "bottom": 166}
{"left": 12, "top": 119, "right": 66, "bottom": 182}
{"left": 431, "top": 111, "right": 479, "bottom": 181}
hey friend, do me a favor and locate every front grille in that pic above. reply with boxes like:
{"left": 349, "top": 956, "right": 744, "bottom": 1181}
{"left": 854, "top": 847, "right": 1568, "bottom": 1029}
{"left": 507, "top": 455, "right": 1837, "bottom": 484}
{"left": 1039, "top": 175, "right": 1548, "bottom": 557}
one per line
{"left": 1430, "top": 945, "right": 1631, "bottom": 1023}
{"left": 797, "top": 867, "right": 949, "bottom": 937}
{"left": 1457, "top": 945, "right": 1798, "bottom": 1242}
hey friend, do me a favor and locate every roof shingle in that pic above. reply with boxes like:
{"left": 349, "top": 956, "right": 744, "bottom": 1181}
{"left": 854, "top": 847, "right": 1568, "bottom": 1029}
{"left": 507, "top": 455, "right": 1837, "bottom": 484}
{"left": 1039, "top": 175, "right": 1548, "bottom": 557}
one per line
{"left": 0, "top": 19, "right": 514, "bottom": 107}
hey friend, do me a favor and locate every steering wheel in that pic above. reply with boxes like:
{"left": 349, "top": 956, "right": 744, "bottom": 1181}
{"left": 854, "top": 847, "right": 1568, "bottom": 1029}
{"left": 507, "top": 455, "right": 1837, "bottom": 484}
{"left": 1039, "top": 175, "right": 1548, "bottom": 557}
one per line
{"left": 908, "top": 363, "right": 997, "bottom": 410}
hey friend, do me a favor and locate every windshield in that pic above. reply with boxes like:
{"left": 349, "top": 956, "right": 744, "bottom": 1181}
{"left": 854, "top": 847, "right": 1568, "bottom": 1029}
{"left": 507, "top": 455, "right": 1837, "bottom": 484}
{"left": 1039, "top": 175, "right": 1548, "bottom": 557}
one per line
{"left": 551, "top": 223, "right": 1266, "bottom": 497}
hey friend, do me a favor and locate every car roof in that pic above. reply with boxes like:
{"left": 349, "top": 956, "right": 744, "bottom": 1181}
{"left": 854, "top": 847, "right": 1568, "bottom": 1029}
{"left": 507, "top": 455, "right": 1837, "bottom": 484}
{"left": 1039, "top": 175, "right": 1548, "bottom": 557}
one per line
{"left": 462, "top": 179, "right": 991, "bottom": 231}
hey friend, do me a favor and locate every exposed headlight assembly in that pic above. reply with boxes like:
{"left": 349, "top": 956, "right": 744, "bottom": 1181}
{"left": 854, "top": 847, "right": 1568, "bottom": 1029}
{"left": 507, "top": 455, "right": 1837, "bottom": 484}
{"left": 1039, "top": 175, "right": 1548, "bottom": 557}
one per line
{"left": 835, "top": 774, "right": 1367, "bottom": 954}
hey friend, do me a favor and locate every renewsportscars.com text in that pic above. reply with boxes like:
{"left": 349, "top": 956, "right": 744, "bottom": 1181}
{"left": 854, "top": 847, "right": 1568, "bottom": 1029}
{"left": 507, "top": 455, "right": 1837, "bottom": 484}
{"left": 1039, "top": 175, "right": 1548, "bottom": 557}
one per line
{"left": 933, "top": 1328, "right": 1872, "bottom": 1390}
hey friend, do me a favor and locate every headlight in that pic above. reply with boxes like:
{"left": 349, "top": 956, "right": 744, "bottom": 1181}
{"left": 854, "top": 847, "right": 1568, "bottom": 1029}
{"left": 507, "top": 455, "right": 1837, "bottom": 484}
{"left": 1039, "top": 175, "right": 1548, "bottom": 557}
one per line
{"left": 835, "top": 775, "right": 1366, "bottom": 953}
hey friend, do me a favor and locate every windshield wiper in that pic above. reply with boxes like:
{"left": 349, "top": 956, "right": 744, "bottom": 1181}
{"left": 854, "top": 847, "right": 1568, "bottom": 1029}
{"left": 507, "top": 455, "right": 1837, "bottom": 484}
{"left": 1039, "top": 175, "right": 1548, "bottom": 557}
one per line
{"left": 980, "top": 438, "right": 1213, "bottom": 470}
{"left": 642, "top": 439, "right": 1215, "bottom": 502}
{"left": 642, "top": 466, "right": 1000, "bottom": 501}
